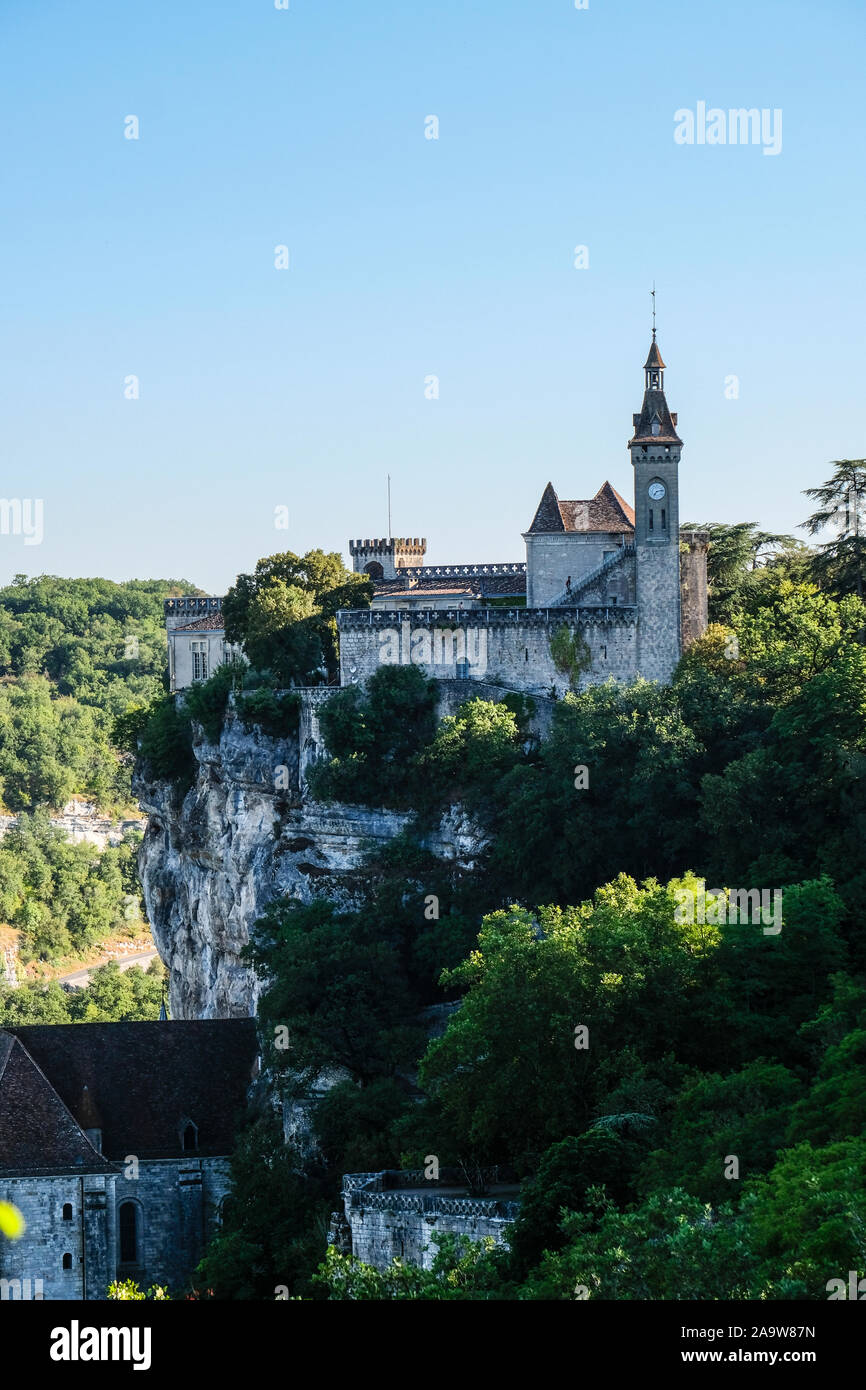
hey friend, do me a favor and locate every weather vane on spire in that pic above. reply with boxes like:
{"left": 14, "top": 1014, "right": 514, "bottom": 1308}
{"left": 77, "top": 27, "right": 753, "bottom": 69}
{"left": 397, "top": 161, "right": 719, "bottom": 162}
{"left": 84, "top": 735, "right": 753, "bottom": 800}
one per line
{"left": 651, "top": 281, "right": 657, "bottom": 340}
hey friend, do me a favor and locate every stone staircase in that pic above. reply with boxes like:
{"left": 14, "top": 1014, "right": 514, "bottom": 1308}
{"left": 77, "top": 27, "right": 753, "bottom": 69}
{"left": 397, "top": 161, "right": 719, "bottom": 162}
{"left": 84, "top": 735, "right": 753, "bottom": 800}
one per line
{"left": 549, "top": 543, "right": 635, "bottom": 607}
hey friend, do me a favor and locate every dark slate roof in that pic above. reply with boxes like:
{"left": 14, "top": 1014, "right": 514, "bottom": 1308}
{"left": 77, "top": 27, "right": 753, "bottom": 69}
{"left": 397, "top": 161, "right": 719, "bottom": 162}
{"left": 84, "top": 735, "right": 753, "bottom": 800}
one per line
{"left": 373, "top": 574, "right": 526, "bottom": 599}
{"left": 477, "top": 573, "right": 527, "bottom": 597}
{"left": 644, "top": 337, "right": 666, "bottom": 370}
{"left": 6, "top": 1020, "right": 258, "bottom": 1161}
{"left": 0, "top": 1032, "right": 114, "bottom": 1177}
{"left": 526, "top": 481, "right": 635, "bottom": 535}
{"left": 528, "top": 482, "right": 564, "bottom": 532}
{"left": 629, "top": 388, "right": 682, "bottom": 445}
{"left": 175, "top": 614, "right": 225, "bottom": 632}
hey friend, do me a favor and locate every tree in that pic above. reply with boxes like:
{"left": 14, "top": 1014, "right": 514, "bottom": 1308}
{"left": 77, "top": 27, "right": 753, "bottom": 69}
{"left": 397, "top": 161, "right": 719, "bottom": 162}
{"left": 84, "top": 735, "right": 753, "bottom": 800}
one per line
{"left": 309, "top": 664, "right": 438, "bottom": 807}
{"left": 803, "top": 459, "right": 866, "bottom": 600}
{"left": 521, "top": 1188, "right": 758, "bottom": 1300}
{"left": 222, "top": 550, "right": 371, "bottom": 685}
{"left": 681, "top": 522, "right": 806, "bottom": 623}
{"left": 196, "top": 1115, "right": 329, "bottom": 1300}
{"left": 637, "top": 1060, "right": 803, "bottom": 1205}
{"left": 246, "top": 898, "right": 425, "bottom": 1086}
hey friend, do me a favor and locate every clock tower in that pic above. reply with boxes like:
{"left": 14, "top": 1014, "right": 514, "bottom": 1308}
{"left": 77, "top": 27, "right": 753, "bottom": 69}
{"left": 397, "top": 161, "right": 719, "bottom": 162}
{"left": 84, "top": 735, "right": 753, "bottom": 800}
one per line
{"left": 629, "top": 330, "right": 683, "bottom": 681}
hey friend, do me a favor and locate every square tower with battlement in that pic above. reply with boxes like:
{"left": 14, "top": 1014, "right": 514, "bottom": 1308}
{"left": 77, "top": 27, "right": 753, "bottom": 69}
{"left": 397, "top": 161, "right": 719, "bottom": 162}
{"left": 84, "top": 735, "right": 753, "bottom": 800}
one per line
{"left": 349, "top": 537, "right": 426, "bottom": 582}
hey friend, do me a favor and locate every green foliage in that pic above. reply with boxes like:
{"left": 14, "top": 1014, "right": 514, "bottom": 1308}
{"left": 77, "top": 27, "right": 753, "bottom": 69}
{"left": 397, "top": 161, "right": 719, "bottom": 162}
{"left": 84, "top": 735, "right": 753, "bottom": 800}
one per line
{"left": 107, "top": 1280, "right": 170, "bottom": 1300}
{"left": 749, "top": 1138, "right": 866, "bottom": 1292}
{"left": 313, "top": 1079, "right": 408, "bottom": 1173}
{"left": 235, "top": 686, "right": 301, "bottom": 737}
{"left": 313, "top": 1233, "right": 507, "bottom": 1301}
{"left": 413, "top": 698, "right": 522, "bottom": 815}
{"left": 135, "top": 694, "right": 194, "bottom": 786}
{"left": 508, "top": 1131, "right": 638, "bottom": 1276}
{"left": 183, "top": 660, "right": 243, "bottom": 742}
{"left": 548, "top": 624, "right": 593, "bottom": 690}
{"left": 802, "top": 459, "right": 866, "bottom": 600}
{"left": 681, "top": 521, "right": 807, "bottom": 624}
{"left": 0, "top": 575, "right": 197, "bottom": 811}
{"left": 521, "top": 1188, "right": 758, "bottom": 1300}
{"left": 223, "top": 550, "right": 371, "bottom": 686}
{"left": 246, "top": 898, "right": 425, "bottom": 1085}
{"left": 0, "top": 813, "right": 147, "bottom": 962}
{"left": 0, "top": 960, "right": 164, "bottom": 1024}
{"left": 308, "top": 664, "right": 439, "bottom": 807}
{"left": 637, "top": 1061, "right": 803, "bottom": 1204}
{"left": 195, "top": 1115, "right": 329, "bottom": 1300}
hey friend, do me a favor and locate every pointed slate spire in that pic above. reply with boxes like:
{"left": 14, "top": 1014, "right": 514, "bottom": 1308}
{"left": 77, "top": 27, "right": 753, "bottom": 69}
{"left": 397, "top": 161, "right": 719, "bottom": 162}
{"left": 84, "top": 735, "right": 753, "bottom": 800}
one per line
{"left": 527, "top": 481, "right": 565, "bottom": 533}
{"left": 630, "top": 338, "right": 682, "bottom": 446}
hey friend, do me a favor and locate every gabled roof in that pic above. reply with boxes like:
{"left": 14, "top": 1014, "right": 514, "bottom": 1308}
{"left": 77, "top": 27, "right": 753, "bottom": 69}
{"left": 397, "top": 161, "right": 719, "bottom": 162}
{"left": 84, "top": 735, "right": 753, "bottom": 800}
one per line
{"left": 526, "top": 481, "right": 635, "bottom": 535}
{"left": 0, "top": 1032, "right": 114, "bottom": 1176}
{"left": 6, "top": 1020, "right": 258, "bottom": 1161}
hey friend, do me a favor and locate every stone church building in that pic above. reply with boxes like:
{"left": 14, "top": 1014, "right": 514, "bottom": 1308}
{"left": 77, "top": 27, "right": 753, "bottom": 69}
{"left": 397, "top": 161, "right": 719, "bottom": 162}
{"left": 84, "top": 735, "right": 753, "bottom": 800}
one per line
{"left": 0, "top": 1019, "right": 257, "bottom": 1300}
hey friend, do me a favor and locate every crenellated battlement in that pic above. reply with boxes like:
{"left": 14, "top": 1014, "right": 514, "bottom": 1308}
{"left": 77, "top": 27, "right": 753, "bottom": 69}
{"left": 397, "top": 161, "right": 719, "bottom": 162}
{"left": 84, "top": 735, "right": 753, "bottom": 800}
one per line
{"left": 164, "top": 596, "right": 223, "bottom": 617}
{"left": 349, "top": 537, "right": 426, "bottom": 552}
{"left": 396, "top": 562, "right": 526, "bottom": 579}
{"left": 337, "top": 605, "right": 637, "bottom": 629}
{"left": 337, "top": 1169, "right": 520, "bottom": 1270}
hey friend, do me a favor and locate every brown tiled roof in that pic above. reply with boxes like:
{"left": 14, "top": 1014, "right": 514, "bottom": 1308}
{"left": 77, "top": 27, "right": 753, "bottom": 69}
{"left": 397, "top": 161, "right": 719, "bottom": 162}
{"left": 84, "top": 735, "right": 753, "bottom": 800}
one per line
{"left": 175, "top": 614, "right": 225, "bottom": 632}
{"left": 7, "top": 1020, "right": 258, "bottom": 1161}
{"left": 527, "top": 481, "right": 635, "bottom": 535}
{"left": 0, "top": 1032, "right": 114, "bottom": 1176}
{"left": 644, "top": 338, "right": 666, "bottom": 370}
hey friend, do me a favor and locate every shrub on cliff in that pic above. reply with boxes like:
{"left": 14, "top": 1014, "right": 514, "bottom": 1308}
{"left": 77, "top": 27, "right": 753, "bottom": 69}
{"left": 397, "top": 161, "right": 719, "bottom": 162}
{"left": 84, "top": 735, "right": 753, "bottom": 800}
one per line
{"left": 308, "top": 664, "right": 438, "bottom": 807}
{"left": 135, "top": 694, "right": 194, "bottom": 785}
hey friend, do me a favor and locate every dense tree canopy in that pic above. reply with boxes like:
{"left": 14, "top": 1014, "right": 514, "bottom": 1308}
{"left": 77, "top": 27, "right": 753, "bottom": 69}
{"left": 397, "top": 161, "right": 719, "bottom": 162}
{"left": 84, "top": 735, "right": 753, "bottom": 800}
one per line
{"left": 222, "top": 550, "right": 371, "bottom": 686}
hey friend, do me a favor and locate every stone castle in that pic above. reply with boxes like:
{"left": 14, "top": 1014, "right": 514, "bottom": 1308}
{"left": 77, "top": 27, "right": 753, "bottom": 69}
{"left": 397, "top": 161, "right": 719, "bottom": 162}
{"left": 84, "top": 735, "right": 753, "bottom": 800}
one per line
{"left": 167, "top": 334, "right": 708, "bottom": 702}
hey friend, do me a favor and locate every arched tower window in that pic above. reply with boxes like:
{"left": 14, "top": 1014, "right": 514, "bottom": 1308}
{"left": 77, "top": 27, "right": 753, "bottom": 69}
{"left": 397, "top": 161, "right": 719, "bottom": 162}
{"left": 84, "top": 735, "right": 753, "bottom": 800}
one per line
{"left": 62, "top": 1253, "right": 73, "bottom": 1271}
{"left": 62, "top": 1202, "right": 73, "bottom": 1221}
{"left": 363, "top": 561, "right": 384, "bottom": 580}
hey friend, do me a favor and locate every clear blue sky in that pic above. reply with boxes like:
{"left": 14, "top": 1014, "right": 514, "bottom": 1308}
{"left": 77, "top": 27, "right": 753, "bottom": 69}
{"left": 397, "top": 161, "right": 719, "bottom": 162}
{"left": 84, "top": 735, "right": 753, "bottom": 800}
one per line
{"left": 0, "top": 0, "right": 863, "bottom": 592}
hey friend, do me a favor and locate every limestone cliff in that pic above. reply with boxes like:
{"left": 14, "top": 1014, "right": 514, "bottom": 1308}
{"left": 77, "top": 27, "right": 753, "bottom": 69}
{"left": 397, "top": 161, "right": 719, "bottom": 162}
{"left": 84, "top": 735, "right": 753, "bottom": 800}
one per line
{"left": 134, "top": 706, "right": 485, "bottom": 1020}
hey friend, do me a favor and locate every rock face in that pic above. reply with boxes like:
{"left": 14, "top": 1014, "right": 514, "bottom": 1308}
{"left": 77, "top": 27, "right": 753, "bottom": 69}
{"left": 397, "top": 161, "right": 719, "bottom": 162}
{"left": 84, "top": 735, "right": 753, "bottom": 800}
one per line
{"left": 134, "top": 706, "right": 486, "bottom": 1020}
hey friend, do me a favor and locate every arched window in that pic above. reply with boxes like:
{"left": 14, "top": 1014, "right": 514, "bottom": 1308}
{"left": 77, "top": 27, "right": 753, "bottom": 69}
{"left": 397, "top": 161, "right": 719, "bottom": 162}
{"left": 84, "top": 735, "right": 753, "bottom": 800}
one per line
{"left": 62, "top": 1253, "right": 73, "bottom": 1270}
{"left": 62, "top": 1203, "right": 73, "bottom": 1221}
{"left": 118, "top": 1201, "right": 141, "bottom": 1266}
{"left": 363, "top": 561, "right": 384, "bottom": 580}
{"left": 181, "top": 1121, "right": 198, "bottom": 1152}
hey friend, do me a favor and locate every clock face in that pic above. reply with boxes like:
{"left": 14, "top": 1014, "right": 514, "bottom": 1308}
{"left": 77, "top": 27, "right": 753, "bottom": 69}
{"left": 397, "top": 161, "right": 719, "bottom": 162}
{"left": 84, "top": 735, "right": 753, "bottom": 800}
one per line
{"left": 648, "top": 481, "right": 666, "bottom": 501}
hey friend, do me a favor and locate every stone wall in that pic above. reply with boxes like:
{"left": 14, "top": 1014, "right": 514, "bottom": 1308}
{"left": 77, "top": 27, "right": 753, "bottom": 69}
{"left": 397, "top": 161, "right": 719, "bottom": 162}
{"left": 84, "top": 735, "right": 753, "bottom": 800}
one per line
{"left": 680, "top": 531, "right": 710, "bottom": 649}
{"left": 113, "top": 1157, "right": 230, "bottom": 1294}
{"left": 339, "top": 1173, "right": 519, "bottom": 1272}
{"left": 0, "top": 1172, "right": 116, "bottom": 1301}
{"left": 338, "top": 607, "right": 639, "bottom": 696}
{"left": 635, "top": 541, "right": 683, "bottom": 683}
{"left": 525, "top": 532, "right": 628, "bottom": 607}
